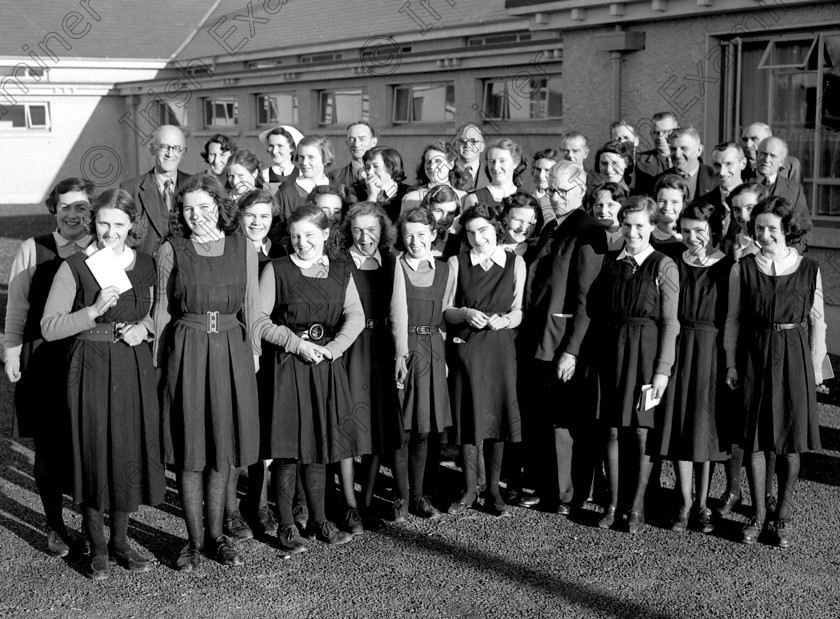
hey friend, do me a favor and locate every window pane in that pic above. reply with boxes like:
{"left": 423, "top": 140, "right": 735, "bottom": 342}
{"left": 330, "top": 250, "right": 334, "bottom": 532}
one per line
{"left": 546, "top": 76, "right": 562, "bottom": 119}
{"left": 0, "top": 104, "right": 26, "bottom": 127}
{"left": 28, "top": 104, "right": 47, "bottom": 127}
{"left": 393, "top": 87, "right": 409, "bottom": 122}
{"left": 257, "top": 95, "right": 269, "bottom": 125}
{"left": 319, "top": 92, "right": 334, "bottom": 124}
{"left": 484, "top": 80, "right": 510, "bottom": 120}
{"left": 445, "top": 83, "right": 456, "bottom": 121}
{"left": 204, "top": 99, "right": 213, "bottom": 126}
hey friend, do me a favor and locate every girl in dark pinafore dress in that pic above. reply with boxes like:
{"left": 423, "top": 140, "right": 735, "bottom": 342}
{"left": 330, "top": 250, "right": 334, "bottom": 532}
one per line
{"left": 591, "top": 196, "right": 679, "bottom": 533}
{"left": 443, "top": 203, "right": 525, "bottom": 517}
{"left": 725, "top": 196, "right": 825, "bottom": 548}
{"left": 336, "top": 202, "right": 402, "bottom": 532}
{"left": 257, "top": 205, "right": 364, "bottom": 553}
{"left": 41, "top": 189, "right": 163, "bottom": 581}
{"left": 390, "top": 207, "right": 454, "bottom": 520}
{"left": 652, "top": 201, "right": 733, "bottom": 534}
{"left": 463, "top": 138, "right": 527, "bottom": 211}
{"left": 4, "top": 178, "right": 94, "bottom": 557}
{"left": 156, "top": 174, "right": 261, "bottom": 572}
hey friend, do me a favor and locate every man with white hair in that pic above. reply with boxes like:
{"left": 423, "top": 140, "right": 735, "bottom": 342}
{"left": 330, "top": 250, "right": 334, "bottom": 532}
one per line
{"left": 755, "top": 136, "right": 809, "bottom": 216}
{"left": 120, "top": 125, "right": 191, "bottom": 258}
{"left": 740, "top": 122, "right": 802, "bottom": 184}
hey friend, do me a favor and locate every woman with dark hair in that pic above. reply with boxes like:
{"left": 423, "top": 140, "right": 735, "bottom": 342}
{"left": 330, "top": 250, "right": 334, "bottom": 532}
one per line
{"left": 363, "top": 146, "right": 410, "bottom": 222}
{"left": 651, "top": 174, "right": 691, "bottom": 261}
{"left": 390, "top": 206, "right": 454, "bottom": 520}
{"left": 421, "top": 185, "right": 463, "bottom": 261}
{"left": 259, "top": 126, "right": 301, "bottom": 188}
{"left": 531, "top": 148, "right": 562, "bottom": 206}
{"left": 41, "top": 188, "right": 163, "bottom": 580}
{"left": 332, "top": 202, "right": 402, "bottom": 531}
{"left": 227, "top": 149, "right": 266, "bottom": 200}
{"left": 256, "top": 205, "right": 364, "bottom": 551}
{"left": 155, "top": 173, "right": 260, "bottom": 571}
{"left": 724, "top": 196, "right": 825, "bottom": 548}
{"left": 401, "top": 141, "right": 468, "bottom": 211}
{"left": 443, "top": 203, "right": 525, "bottom": 517}
{"left": 651, "top": 200, "right": 733, "bottom": 534}
{"left": 4, "top": 177, "right": 95, "bottom": 558}
{"left": 464, "top": 138, "right": 529, "bottom": 210}
{"left": 499, "top": 191, "right": 543, "bottom": 259}
{"left": 589, "top": 181, "right": 629, "bottom": 250}
{"left": 594, "top": 140, "right": 634, "bottom": 191}
{"left": 202, "top": 134, "right": 237, "bottom": 179}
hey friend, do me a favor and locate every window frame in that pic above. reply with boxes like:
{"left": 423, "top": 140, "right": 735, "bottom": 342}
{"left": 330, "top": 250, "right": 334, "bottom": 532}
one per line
{"left": 481, "top": 75, "right": 563, "bottom": 123}
{"left": 391, "top": 82, "right": 456, "bottom": 125}
{"left": 317, "top": 88, "right": 369, "bottom": 127}
{"left": 0, "top": 102, "right": 51, "bottom": 130}
{"left": 255, "top": 92, "right": 299, "bottom": 127}
{"left": 202, "top": 96, "right": 239, "bottom": 129}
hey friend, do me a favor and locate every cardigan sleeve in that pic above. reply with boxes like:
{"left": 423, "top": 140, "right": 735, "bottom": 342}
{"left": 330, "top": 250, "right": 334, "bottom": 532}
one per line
{"left": 40, "top": 262, "right": 96, "bottom": 341}
{"left": 653, "top": 256, "right": 680, "bottom": 377}
{"left": 4, "top": 238, "right": 37, "bottom": 357}
{"left": 323, "top": 276, "right": 364, "bottom": 359}
{"left": 810, "top": 268, "right": 827, "bottom": 385}
{"left": 243, "top": 242, "right": 261, "bottom": 357}
{"left": 723, "top": 262, "right": 742, "bottom": 369}
{"left": 390, "top": 260, "right": 409, "bottom": 359}
{"left": 255, "top": 262, "right": 302, "bottom": 355}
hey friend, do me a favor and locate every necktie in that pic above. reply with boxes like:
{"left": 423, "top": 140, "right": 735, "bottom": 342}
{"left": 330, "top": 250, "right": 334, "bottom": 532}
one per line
{"left": 163, "top": 179, "right": 174, "bottom": 212}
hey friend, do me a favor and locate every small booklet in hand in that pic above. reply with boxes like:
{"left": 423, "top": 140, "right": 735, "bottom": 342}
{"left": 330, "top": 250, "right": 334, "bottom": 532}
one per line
{"left": 85, "top": 246, "right": 132, "bottom": 293}
{"left": 636, "top": 384, "right": 662, "bottom": 413}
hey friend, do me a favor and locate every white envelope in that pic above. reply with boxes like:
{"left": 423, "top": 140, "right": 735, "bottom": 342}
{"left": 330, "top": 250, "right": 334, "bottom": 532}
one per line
{"left": 85, "top": 246, "right": 132, "bottom": 294}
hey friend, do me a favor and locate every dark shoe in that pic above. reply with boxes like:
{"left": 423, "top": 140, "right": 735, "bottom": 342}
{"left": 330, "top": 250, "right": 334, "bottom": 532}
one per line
{"left": 87, "top": 554, "right": 110, "bottom": 581}
{"left": 293, "top": 503, "right": 309, "bottom": 530}
{"left": 213, "top": 534, "right": 244, "bottom": 566}
{"left": 343, "top": 507, "right": 365, "bottom": 535}
{"left": 447, "top": 495, "right": 475, "bottom": 516}
{"left": 697, "top": 507, "right": 715, "bottom": 534}
{"left": 46, "top": 528, "right": 70, "bottom": 558}
{"left": 626, "top": 510, "right": 645, "bottom": 534}
{"left": 109, "top": 546, "right": 155, "bottom": 572}
{"left": 598, "top": 506, "right": 616, "bottom": 529}
{"left": 671, "top": 506, "right": 690, "bottom": 532}
{"left": 517, "top": 494, "right": 540, "bottom": 508}
{"left": 505, "top": 486, "right": 522, "bottom": 504}
{"left": 715, "top": 491, "right": 741, "bottom": 518}
{"left": 411, "top": 496, "right": 442, "bottom": 519}
{"left": 243, "top": 506, "right": 279, "bottom": 536}
{"left": 224, "top": 512, "right": 254, "bottom": 540}
{"left": 277, "top": 525, "right": 307, "bottom": 554}
{"left": 176, "top": 541, "right": 202, "bottom": 571}
{"left": 742, "top": 517, "right": 764, "bottom": 544}
{"left": 390, "top": 499, "right": 408, "bottom": 522}
{"left": 766, "top": 495, "right": 778, "bottom": 519}
{"left": 555, "top": 502, "right": 571, "bottom": 517}
{"left": 774, "top": 520, "right": 792, "bottom": 548}
{"left": 485, "top": 497, "right": 511, "bottom": 518}
{"left": 309, "top": 520, "right": 353, "bottom": 545}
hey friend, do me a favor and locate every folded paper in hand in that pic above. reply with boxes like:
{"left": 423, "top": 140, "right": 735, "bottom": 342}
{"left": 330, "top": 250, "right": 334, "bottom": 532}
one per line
{"left": 85, "top": 246, "right": 132, "bottom": 293}
{"left": 636, "top": 384, "right": 661, "bottom": 412}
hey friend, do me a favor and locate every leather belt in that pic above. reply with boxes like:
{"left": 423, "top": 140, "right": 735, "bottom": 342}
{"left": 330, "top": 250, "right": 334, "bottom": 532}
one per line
{"left": 178, "top": 312, "right": 240, "bottom": 334}
{"left": 408, "top": 324, "right": 432, "bottom": 335}
{"left": 682, "top": 321, "right": 718, "bottom": 332}
{"left": 762, "top": 322, "right": 806, "bottom": 332}
{"left": 75, "top": 322, "right": 127, "bottom": 343}
{"left": 296, "top": 323, "right": 333, "bottom": 342}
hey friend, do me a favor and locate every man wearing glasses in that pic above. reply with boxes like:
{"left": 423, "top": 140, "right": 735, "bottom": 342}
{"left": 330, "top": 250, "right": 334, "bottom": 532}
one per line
{"left": 120, "top": 125, "right": 192, "bottom": 257}
{"left": 634, "top": 111, "right": 678, "bottom": 197}
{"left": 452, "top": 122, "right": 487, "bottom": 192}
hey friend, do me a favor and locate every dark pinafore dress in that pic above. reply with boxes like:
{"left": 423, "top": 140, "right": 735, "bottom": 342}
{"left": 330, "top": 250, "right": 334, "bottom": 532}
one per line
{"left": 470, "top": 186, "right": 502, "bottom": 209}
{"left": 738, "top": 254, "right": 821, "bottom": 454}
{"left": 162, "top": 234, "right": 259, "bottom": 472}
{"left": 447, "top": 253, "right": 521, "bottom": 445}
{"left": 653, "top": 257, "right": 733, "bottom": 461}
{"left": 64, "top": 250, "right": 164, "bottom": 512}
{"left": 13, "top": 235, "right": 74, "bottom": 442}
{"left": 264, "top": 257, "right": 358, "bottom": 464}
{"left": 343, "top": 251, "right": 403, "bottom": 455}
{"left": 399, "top": 257, "right": 451, "bottom": 435}
{"left": 596, "top": 250, "right": 671, "bottom": 429}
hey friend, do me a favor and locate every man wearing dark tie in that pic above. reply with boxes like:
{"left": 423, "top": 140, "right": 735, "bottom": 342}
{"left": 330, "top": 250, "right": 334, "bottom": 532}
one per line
{"left": 119, "top": 125, "right": 191, "bottom": 258}
{"left": 634, "top": 111, "right": 678, "bottom": 197}
{"left": 740, "top": 122, "right": 802, "bottom": 184}
{"left": 328, "top": 120, "right": 377, "bottom": 201}
{"left": 698, "top": 142, "right": 747, "bottom": 254}
{"left": 755, "top": 136, "right": 809, "bottom": 217}
{"left": 655, "top": 126, "right": 718, "bottom": 202}
{"left": 452, "top": 122, "right": 487, "bottom": 192}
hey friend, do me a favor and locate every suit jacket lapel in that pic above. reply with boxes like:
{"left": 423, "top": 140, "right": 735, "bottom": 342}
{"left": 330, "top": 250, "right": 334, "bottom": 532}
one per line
{"left": 139, "top": 171, "right": 166, "bottom": 239}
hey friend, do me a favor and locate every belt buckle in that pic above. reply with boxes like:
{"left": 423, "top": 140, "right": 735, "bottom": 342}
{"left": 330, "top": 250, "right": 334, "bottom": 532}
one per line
{"left": 112, "top": 322, "right": 126, "bottom": 343}
{"left": 365, "top": 319, "right": 376, "bottom": 330}
{"left": 416, "top": 326, "right": 431, "bottom": 335}
{"left": 308, "top": 323, "right": 325, "bottom": 341}
{"left": 207, "top": 311, "right": 219, "bottom": 334}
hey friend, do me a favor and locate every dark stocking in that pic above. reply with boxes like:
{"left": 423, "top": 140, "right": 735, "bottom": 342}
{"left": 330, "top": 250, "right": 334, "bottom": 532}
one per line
{"left": 409, "top": 432, "right": 429, "bottom": 500}
{"left": 83, "top": 506, "right": 107, "bottom": 556}
{"left": 204, "top": 467, "right": 229, "bottom": 541}
{"left": 270, "top": 459, "right": 298, "bottom": 529}
{"left": 554, "top": 427, "right": 574, "bottom": 504}
{"left": 483, "top": 440, "right": 505, "bottom": 504}
{"left": 109, "top": 510, "right": 131, "bottom": 553}
{"left": 301, "top": 463, "right": 327, "bottom": 525}
{"left": 629, "top": 428, "right": 654, "bottom": 513}
{"left": 776, "top": 453, "right": 800, "bottom": 522}
{"left": 225, "top": 465, "right": 242, "bottom": 515}
{"left": 359, "top": 454, "right": 379, "bottom": 510}
{"left": 457, "top": 444, "right": 479, "bottom": 505}
{"left": 392, "top": 438, "right": 410, "bottom": 504}
{"left": 604, "top": 427, "right": 619, "bottom": 511}
{"left": 765, "top": 451, "right": 777, "bottom": 500}
{"left": 177, "top": 470, "right": 205, "bottom": 546}
{"left": 726, "top": 445, "right": 745, "bottom": 496}
{"left": 746, "top": 451, "right": 767, "bottom": 522}
{"left": 244, "top": 461, "right": 267, "bottom": 512}
{"left": 33, "top": 434, "right": 66, "bottom": 535}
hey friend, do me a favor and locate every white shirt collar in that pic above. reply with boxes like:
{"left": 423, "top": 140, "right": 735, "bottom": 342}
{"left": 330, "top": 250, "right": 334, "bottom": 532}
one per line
{"left": 758, "top": 173, "right": 777, "bottom": 187}
{"left": 349, "top": 245, "right": 382, "bottom": 268}
{"left": 682, "top": 249, "right": 725, "bottom": 267}
{"left": 469, "top": 245, "right": 507, "bottom": 268}
{"left": 54, "top": 230, "right": 91, "bottom": 249}
{"left": 755, "top": 247, "right": 798, "bottom": 274}
{"left": 403, "top": 253, "right": 436, "bottom": 270}
{"left": 290, "top": 253, "right": 329, "bottom": 269}
{"left": 617, "top": 244, "right": 655, "bottom": 265}
{"left": 651, "top": 227, "right": 681, "bottom": 242}
{"left": 253, "top": 239, "right": 272, "bottom": 257}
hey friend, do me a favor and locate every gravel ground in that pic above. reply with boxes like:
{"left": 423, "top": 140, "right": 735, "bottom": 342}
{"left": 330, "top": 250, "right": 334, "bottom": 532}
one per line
{"left": 1, "top": 383, "right": 839, "bottom": 618}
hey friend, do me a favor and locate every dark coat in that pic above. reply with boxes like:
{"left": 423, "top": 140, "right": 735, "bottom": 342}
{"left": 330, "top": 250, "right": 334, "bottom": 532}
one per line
{"left": 119, "top": 169, "right": 191, "bottom": 258}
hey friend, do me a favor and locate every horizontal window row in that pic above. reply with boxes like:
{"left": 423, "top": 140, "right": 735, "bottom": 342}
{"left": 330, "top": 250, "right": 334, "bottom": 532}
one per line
{"left": 0, "top": 102, "right": 50, "bottom": 130}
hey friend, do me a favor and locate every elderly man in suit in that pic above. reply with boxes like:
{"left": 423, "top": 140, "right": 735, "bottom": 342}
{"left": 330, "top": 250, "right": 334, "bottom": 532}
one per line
{"left": 452, "top": 122, "right": 487, "bottom": 192}
{"left": 741, "top": 122, "right": 802, "bottom": 184}
{"left": 119, "top": 125, "right": 191, "bottom": 258}
{"left": 634, "top": 111, "right": 678, "bottom": 196}
{"left": 755, "top": 136, "right": 809, "bottom": 216}
{"left": 655, "top": 126, "right": 718, "bottom": 202}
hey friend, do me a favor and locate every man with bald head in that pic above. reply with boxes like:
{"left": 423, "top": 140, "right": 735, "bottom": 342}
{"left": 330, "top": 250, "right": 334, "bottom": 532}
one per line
{"left": 755, "top": 136, "right": 809, "bottom": 216}
{"left": 120, "top": 125, "right": 192, "bottom": 257}
{"left": 740, "top": 122, "right": 801, "bottom": 184}
{"left": 517, "top": 161, "right": 606, "bottom": 515}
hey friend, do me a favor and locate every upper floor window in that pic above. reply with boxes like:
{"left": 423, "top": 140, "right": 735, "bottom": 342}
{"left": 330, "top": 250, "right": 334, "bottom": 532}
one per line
{"left": 256, "top": 92, "right": 298, "bottom": 126}
{"left": 318, "top": 88, "right": 369, "bottom": 126}
{"left": 0, "top": 102, "right": 50, "bottom": 129}
{"left": 393, "top": 82, "right": 455, "bottom": 124}
{"left": 482, "top": 75, "right": 562, "bottom": 122}
{"left": 203, "top": 97, "right": 238, "bottom": 128}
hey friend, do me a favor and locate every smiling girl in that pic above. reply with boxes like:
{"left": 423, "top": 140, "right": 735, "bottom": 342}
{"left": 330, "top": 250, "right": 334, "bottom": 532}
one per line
{"left": 499, "top": 192, "right": 542, "bottom": 258}
{"left": 256, "top": 205, "right": 364, "bottom": 550}
{"left": 390, "top": 207, "right": 454, "bottom": 520}
{"left": 4, "top": 178, "right": 95, "bottom": 558}
{"left": 651, "top": 201, "right": 733, "bottom": 534}
{"left": 443, "top": 203, "right": 525, "bottom": 517}
{"left": 363, "top": 146, "right": 410, "bottom": 223}
{"left": 227, "top": 150, "right": 265, "bottom": 200}
{"left": 589, "top": 182, "right": 629, "bottom": 250}
{"left": 464, "top": 139, "right": 528, "bottom": 210}
{"left": 651, "top": 174, "right": 689, "bottom": 260}
{"left": 401, "top": 141, "right": 468, "bottom": 211}
{"left": 41, "top": 188, "right": 163, "bottom": 580}
{"left": 724, "top": 196, "right": 825, "bottom": 548}
{"left": 591, "top": 196, "right": 679, "bottom": 533}
{"left": 156, "top": 174, "right": 261, "bottom": 571}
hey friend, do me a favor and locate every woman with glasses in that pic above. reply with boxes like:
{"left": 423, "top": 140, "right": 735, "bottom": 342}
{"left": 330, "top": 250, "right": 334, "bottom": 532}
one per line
{"left": 155, "top": 173, "right": 261, "bottom": 571}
